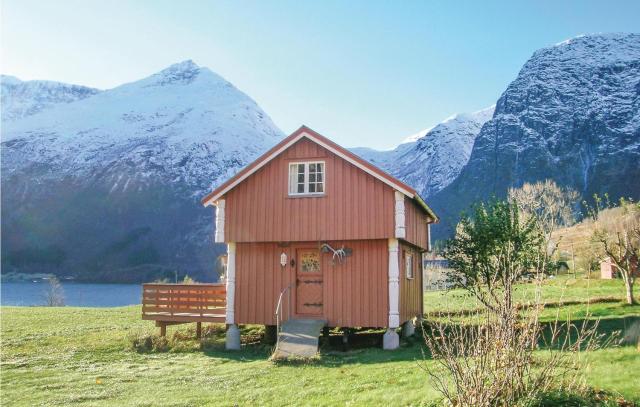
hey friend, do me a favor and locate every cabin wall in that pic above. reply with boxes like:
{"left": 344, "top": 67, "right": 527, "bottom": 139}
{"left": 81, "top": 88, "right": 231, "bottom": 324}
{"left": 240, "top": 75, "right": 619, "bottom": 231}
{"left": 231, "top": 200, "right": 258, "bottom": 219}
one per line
{"left": 223, "top": 138, "right": 396, "bottom": 243}
{"left": 404, "top": 198, "right": 429, "bottom": 250}
{"left": 234, "top": 239, "right": 389, "bottom": 327}
{"left": 399, "top": 242, "right": 423, "bottom": 323}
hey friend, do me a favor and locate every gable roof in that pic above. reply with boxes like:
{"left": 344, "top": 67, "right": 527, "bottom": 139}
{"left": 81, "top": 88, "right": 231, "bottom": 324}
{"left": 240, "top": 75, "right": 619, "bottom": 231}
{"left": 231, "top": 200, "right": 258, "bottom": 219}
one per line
{"left": 201, "top": 125, "right": 438, "bottom": 221}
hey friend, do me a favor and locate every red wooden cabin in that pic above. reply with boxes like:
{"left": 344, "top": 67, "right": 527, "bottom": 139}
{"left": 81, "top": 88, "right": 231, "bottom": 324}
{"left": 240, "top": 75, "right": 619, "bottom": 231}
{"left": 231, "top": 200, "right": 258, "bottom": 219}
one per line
{"left": 201, "top": 126, "right": 438, "bottom": 349}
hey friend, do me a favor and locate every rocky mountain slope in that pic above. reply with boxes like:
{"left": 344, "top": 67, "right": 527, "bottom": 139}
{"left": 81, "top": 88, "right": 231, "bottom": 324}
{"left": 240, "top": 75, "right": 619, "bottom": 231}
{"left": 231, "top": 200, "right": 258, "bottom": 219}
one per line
{"left": 1, "top": 75, "right": 100, "bottom": 121}
{"left": 353, "top": 106, "right": 494, "bottom": 198}
{"left": 430, "top": 33, "right": 640, "bottom": 239}
{"left": 1, "top": 61, "right": 283, "bottom": 282}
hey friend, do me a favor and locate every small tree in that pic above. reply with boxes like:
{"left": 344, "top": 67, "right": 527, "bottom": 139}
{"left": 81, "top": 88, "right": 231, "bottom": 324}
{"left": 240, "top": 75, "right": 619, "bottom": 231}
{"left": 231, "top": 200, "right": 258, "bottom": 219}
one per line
{"left": 592, "top": 200, "right": 639, "bottom": 305}
{"left": 43, "top": 276, "right": 65, "bottom": 306}
{"left": 182, "top": 274, "right": 196, "bottom": 284}
{"left": 445, "top": 199, "right": 545, "bottom": 315}
{"left": 508, "top": 180, "right": 579, "bottom": 261}
{"left": 426, "top": 199, "right": 605, "bottom": 405}
{"left": 509, "top": 180, "right": 579, "bottom": 232}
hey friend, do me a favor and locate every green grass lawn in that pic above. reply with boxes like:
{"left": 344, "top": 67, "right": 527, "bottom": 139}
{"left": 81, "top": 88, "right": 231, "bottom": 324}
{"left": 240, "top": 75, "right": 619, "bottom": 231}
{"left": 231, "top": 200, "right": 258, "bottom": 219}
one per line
{"left": 1, "top": 276, "right": 639, "bottom": 406}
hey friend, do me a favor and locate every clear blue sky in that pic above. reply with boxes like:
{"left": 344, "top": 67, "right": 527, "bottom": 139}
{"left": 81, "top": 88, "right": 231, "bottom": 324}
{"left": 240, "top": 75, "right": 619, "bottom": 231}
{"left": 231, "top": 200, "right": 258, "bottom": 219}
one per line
{"left": 2, "top": 0, "right": 639, "bottom": 149}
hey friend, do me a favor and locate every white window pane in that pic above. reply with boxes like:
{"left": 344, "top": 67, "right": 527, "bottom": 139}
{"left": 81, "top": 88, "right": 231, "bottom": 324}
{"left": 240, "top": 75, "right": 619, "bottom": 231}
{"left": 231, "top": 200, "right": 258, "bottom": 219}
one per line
{"left": 289, "top": 164, "right": 297, "bottom": 194}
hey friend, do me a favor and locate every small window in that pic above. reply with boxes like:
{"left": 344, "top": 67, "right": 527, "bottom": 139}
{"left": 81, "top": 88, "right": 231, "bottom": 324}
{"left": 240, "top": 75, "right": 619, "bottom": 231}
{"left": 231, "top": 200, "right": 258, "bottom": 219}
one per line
{"left": 405, "top": 252, "right": 414, "bottom": 279}
{"left": 288, "top": 162, "right": 325, "bottom": 195}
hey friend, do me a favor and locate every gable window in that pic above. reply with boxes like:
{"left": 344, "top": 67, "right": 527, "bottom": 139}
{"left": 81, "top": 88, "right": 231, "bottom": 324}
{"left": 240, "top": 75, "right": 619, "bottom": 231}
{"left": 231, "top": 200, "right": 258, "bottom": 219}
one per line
{"left": 288, "top": 162, "right": 325, "bottom": 195}
{"left": 405, "top": 252, "right": 414, "bottom": 279}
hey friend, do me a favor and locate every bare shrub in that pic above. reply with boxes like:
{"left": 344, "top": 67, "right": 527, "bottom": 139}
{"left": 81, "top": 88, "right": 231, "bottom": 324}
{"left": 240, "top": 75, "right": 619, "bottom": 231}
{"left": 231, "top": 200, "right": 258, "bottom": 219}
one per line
{"left": 508, "top": 180, "right": 579, "bottom": 237}
{"left": 43, "top": 276, "right": 65, "bottom": 306}
{"left": 422, "top": 292, "right": 608, "bottom": 406}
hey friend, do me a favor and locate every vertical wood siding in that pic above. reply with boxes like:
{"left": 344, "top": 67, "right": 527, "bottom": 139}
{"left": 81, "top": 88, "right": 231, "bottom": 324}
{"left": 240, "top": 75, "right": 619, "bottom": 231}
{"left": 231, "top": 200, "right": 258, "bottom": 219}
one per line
{"left": 224, "top": 138, "right": 396, "bottom": 243}
{"left": 404, "top": 199, "right": 429, "bottom": 250}
{"left": 234, "top": 240, "right": 389, "bottom": 327}
{"left": 399, "top": 243, "right": 423, "bottom": 323}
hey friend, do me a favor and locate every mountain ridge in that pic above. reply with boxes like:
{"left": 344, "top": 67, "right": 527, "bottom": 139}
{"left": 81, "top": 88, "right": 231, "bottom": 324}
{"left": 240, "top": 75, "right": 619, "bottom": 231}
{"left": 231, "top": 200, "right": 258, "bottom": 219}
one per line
{"left": 1, "top": 60, "right": 284, "bottom": 282}
{"left": 352, "top": 105, "right": 495, "bottom": 198}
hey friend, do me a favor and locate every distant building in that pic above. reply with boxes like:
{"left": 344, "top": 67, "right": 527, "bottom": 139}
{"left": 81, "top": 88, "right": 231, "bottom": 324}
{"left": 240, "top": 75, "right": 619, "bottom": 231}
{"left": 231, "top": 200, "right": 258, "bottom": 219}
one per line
{"left": 601, "top": 256, "right": 639, "bottom": 279}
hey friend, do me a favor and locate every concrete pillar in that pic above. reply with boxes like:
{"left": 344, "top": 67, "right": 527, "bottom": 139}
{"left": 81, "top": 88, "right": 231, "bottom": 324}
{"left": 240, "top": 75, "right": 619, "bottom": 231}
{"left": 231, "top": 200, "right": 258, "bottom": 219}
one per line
{"left": 383, "top": 328, "right": 399, "bottom": 350}
{"left": 226, "top": 324, "right": 241, "bottom": 350}
{"left": 402, "top": 319, "right": 415, "bottom": 338}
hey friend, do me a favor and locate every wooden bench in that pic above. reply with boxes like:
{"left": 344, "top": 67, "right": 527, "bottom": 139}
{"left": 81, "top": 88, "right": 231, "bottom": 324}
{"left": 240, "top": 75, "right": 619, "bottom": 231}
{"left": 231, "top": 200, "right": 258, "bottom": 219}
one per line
{"left": 142, "top": 283, "right": 226, "bottom": 337}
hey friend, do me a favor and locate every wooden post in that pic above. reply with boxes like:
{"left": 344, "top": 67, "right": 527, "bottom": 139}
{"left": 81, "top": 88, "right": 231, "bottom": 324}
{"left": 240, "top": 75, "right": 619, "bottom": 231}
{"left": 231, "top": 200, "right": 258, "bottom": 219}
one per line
{"left": 160, "top": 322, "right": 167, "bottom": 337}
{"left": 571, "top": 243, "right": 576, "bottom": 277}
{"left": 196, "top": 322, "right": 202, "bottom": 339}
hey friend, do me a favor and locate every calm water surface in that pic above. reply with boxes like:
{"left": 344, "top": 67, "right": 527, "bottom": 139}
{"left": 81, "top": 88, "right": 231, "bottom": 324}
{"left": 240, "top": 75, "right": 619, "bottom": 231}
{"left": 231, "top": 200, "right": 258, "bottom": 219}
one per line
{"left": 1, "top": 282, "right": 142, "bottom": 307}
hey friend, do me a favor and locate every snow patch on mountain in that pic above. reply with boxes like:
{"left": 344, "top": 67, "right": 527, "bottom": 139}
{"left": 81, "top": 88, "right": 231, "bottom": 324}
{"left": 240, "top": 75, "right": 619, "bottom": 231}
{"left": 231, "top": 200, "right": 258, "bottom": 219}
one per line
{"left": 353, "top": 105, "right": 495, "bottom": 197}
{"left": 1, "top": 75, "right": 101, "bottom": 122}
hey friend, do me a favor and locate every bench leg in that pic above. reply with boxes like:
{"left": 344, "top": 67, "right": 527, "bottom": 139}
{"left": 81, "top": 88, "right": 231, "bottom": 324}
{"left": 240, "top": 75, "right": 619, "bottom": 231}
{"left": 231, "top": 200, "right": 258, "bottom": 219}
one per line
{"left": 196, "top": 322, "right": 202, "bottom": 339}
{"left": 159, "top": 322, "right": 167, "bottom": 337}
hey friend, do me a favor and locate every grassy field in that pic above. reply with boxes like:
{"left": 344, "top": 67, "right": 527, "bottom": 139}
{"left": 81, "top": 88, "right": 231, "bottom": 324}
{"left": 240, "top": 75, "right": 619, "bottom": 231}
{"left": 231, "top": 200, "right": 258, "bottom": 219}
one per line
{"left": 1, "top": 276, "right": 639, "bottom": 406}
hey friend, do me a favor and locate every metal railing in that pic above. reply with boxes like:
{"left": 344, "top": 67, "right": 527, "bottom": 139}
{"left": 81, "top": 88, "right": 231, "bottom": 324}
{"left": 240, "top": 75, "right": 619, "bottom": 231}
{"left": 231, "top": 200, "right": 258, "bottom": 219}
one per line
{"left": 275, "top": 283, "right": 294, "bottom": 346}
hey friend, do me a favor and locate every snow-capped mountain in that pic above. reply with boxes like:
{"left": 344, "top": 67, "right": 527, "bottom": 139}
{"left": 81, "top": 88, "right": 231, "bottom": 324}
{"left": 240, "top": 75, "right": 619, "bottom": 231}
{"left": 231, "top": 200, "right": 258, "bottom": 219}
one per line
{"left": 1, "top": 61, "right": 284, "bottom": 282}
{"left": 430, "top": 33, "right": 640, "bottom": 239}
{"left": 1, "top": 75, "right": 100, "bottom": 121}
{"left": 353, "top": 106, "right": 494, "bottom": 197}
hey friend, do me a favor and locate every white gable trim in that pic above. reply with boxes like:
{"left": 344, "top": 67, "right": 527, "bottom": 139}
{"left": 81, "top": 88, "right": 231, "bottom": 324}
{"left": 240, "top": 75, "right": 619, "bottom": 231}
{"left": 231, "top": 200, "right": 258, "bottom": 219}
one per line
{"left": 203, "top": 131, "right": 414, "bottom": 207}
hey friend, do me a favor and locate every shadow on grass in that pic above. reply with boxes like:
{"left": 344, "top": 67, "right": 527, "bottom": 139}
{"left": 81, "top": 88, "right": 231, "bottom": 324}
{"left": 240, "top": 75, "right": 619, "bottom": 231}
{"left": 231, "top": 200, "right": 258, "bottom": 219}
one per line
{"left": 142, "top": 314, "right": 639, "bottom": 366}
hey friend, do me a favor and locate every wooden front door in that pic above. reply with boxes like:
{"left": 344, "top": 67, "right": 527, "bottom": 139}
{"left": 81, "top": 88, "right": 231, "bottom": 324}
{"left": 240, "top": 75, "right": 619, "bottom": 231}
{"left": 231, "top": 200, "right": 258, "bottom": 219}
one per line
{"left": 295, "top": 249, "right": 323, "bottom": 316}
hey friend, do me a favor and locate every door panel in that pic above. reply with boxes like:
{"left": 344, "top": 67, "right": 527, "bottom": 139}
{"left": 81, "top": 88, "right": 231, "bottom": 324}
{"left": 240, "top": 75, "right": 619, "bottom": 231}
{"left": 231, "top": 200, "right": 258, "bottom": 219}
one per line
{"left": 296, "top": 249, "right": 323, "bottom": 316}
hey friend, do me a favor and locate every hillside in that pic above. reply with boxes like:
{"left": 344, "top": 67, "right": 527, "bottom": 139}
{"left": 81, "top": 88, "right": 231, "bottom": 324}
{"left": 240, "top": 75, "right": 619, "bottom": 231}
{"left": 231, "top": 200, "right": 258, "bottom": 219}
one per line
{"left": 1, "top": 61, "right": 284, "bottom": 282}
{"left": 430, "top": 33, "right": 640, "bottom": 239}
{"left": 551, "top": 204, "right": 639, "bottom": 273}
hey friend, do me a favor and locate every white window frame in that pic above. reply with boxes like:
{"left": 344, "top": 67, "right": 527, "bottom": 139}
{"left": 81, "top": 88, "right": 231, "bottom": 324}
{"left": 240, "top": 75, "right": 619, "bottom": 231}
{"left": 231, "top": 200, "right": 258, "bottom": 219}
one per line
{"left": 405, "top": 251, "right": 414, "bottom": 280}
{"left": 288, "top": 161, "right": 325, "bottom": 196}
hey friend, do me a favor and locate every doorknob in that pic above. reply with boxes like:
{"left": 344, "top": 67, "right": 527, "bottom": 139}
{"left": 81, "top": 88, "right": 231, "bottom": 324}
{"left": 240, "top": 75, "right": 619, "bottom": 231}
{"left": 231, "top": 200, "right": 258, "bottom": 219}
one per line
{"left": 290, "top": 258, "right": 296, "bottom": 267}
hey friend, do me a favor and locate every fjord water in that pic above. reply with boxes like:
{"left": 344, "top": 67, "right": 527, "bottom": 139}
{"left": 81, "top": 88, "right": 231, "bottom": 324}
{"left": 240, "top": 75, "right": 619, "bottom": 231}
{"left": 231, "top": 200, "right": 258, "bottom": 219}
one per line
{"left": 1, "top": 282, "right": 141, "bottom": 307}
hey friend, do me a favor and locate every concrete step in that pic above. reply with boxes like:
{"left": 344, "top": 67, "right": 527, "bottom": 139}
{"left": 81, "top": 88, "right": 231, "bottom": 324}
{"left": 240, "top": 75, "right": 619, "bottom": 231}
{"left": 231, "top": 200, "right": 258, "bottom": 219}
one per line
{"left": 272, "top": 319, "right": 327, "bottom": 359}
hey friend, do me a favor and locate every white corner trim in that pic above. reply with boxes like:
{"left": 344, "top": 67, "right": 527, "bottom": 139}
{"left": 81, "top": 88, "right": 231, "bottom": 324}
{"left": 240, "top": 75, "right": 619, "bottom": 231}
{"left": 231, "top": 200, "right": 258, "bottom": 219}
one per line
{"left": 225, "top": 242, "right": 236, "bottom": 324}
{"left": 203, "top": 131, "right": 415, "bottom": 206}
{"left": 214, "top": 200, "right": 225, "bottom": 243}
{"left": 394, "top": 191, "right": 406, "bottom": 239}
{"left": 388, "top": 238, "right": 400, "bottom": 328}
